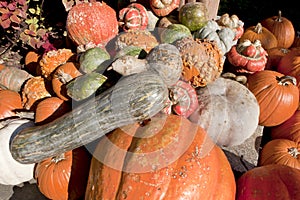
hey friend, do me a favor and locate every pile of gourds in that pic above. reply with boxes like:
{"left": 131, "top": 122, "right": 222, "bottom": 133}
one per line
{"left": 0, "top": 1, "right": 300, "bottom": 199}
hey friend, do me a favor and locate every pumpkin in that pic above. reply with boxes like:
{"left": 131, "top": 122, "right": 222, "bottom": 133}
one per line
{"left": 11, "top": 71, "right": 169, "bottom": 164}
{"left": 24, "top": 51, "right": 40, "bottom": 76}
{"left": 21, "top": 76, "right": 52, "bottom": 110}
{"left": 271, "top": 109, "right": 300, "bottom": 143}
{"left": 178, "top": 2, "right": 208, "bottom": 32}
{"left": 247, "top": 70, "right": 299, "bottom": 127}
{"left": 175, "top": 37, "right": 223, "bottom": 87}
{"left": 226, "top": 39, "right": 268, "bottom": 73}
{"left": 118, "top": 3, "right": 149, "bottom": 31}
{"left": 150, "top": 0, "right": 180, "bottom": 17}
{"left": 265, "top": 47, "right": 290, "bottom": 70}
{"left": 52, "top": 62, "right": 82, "bottom": 101}
{"left": 194, "top": 20, "right": 236, "bottom": 55}
{"left": 237, "top": 164, "right": 300, "bottom": 199}
{"left": 277, "top": 47, "right": 300, "bottom": 88}
{"left": 261, "top": 10, "right": 295, "bottom": 49}
{"left": 292, "top": 31, "right": 300, "bottom": 48}
{"left": 84, "top": 114, "right": 236, "bottom": 199}
{"left": 0, "top": 119, "right": 35, "bottom": 185}
{"left": 35, "top": 146, "right": 92, "bottom": 200}
{"left": 35, "top": 96, "right": 71, "bottom": 125}
{"left": 0, "top": 65, "right": 33, "bottom": 92}
{"left": 258, "top": 139, "right": 300, "bottom": 170}
{"left": 38, "top": 48, "right": 75, "bottom": 80}
{"left": 239, "top": 22, "right": 278, "bottom": 50}
{"left": 189, "top": 77, "right": 260, "bottom": 147}
{"left": 66, "top": 2, "right": 119, "bottom": 48}
{"left": 159, "top": 23, "right": 192, "bottom": 44}
{"left": 0, "top": 90, "right": 23, "bottom": 120}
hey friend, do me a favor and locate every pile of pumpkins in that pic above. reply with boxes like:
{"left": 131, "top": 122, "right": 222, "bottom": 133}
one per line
{"left": 1, "top": 1, "right": 300, "bottom": 199}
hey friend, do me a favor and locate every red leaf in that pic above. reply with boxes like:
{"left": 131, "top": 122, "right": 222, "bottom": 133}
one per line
{"left": 10, "top": 14, "right": 21, "bottom": 24}
{"left": 0, "top": 19, "right": 11, "bottom": 29}
{"left": 7, "top": 2, "right": 17, "bottom": 11}
{"left": 1, "top": 12, "right": 11, "bottom": 21}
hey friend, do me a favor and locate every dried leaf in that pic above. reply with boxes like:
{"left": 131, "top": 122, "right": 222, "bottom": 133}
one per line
{"left": 62, "top": 0, "right": 75, "bottom": 12}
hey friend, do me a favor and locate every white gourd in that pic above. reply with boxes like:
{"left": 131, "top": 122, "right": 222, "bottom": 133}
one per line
{"left": 0, "top": 119, "right": 35, "bottom": 185}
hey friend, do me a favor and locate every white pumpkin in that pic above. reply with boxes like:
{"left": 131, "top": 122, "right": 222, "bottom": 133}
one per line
{"left": 0, "top": 119, "right": 35, "bottom": 185}
{"left": 189, "top": 77, "right": 260, "bottom": 148}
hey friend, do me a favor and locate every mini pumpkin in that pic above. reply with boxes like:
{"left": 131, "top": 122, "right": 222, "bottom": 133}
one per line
{"left": 239, "top": 22, "right": 278, "bottom": 50}
{"left": 0, "top": 90, "right": 23, "bottom": 120}
{"left": 258, "top": 138, "right": 300, "bottom": 170}
{"left": 247, "top": 70, "right": 299, "bottom": 127}
{"left": 261, "top": 10, "right": 295, "bottom": 49}
{"left": 52, "top": 62, "right": 82, "bottom": 101}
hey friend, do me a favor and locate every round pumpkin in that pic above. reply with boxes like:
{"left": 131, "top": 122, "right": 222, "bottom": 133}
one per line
{"left": 247, "top": 70, "right": 299, "bottom": 127}
{"left": 239, "top": 22, "right": 278, "bottom": 50}
{"left": 189, "top": 77, "right": 260, "bottom": 147}
{"left": 261, "top": 10, "right": 295, "bottom": 49}
{"left": 236, "top": 164, "right": 300, "bottom": 200}
{"left": 52, "top": 62, "right": 82, "bottom": 101}
{"left": 85, "top": 114, "right": 236, "bottom": 199}
{"left": 265, "top": 47, "right": 290, "bottom": 70}
{"left": 35, "top": 96, "right": 71, "bottom": 125}
{"left": 35, "top": 147, "right": 91, "bottom": 200}
{"left": 292, "top": 31, "right": 300, "bottom": 48}
{"left": 258, "top": 139, "right": 300, "bottom": 170}
{"left": 66, "top": 2, "right": 119, "bottom": 47}
{"left": 0, "top": 119, "right": 35, "bottom": 185}
{"left": 271, "top": 109, "right": 300, "bottom": 143}
{"left": 0, "top": 90, "right": 23, "bottom": 120}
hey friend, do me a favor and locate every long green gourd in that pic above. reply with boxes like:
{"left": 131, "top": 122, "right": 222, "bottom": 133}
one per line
{"left": 10, "top": 70, "right": 169, "bottom": 164}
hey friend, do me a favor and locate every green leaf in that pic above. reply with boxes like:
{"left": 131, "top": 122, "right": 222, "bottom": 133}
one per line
{"left": 28, "top": 8, "right": 36, "bottom": 14}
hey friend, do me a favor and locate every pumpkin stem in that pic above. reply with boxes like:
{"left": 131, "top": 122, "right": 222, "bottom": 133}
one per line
{"left": 254, "top": 23, "right": 263, "bottom": 34}
{"left": 288, "top": 147, "right": 300, "bottom": 158}
{"left": 276, "top": 10, "right": 282, "bottom": 22}
{"left": 276, "top": 75, "right": 297, "bottom": 86}
{"left": 51, "top": 153, "right": 66, "bottom": 163}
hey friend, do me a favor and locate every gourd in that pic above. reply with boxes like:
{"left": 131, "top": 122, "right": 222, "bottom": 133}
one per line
{"left": 0, "top": 119, "right": 35, "bottom": 185}
{"left": 66, "top": 2, "right": 119, "bottom": 48}
{"left": 85, "top": 114, "right": 236, "bottom": 199}
{"left": 10, "top": 71, "right": 169, "bottom": 164}
{"left": 236, "top": 164, "right": 300, "bottom": 200}
{"left": 150, "top": 0, "right": 180, "bottom": 17}
{"left": 189, "top": 77, "right": 260, "bottom": 148}
{"left": 0, "top": 90, "right": 23, "bottom": 120}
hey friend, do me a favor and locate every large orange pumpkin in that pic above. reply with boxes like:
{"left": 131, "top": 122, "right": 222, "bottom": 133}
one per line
{"left": 236, "top": 164, "right": 300, "bottom": 200}
{"left": 247, "top": 70, "right": 299, "bottom": 126}
{"left": 66, "top": 2, "right": 119, "bottom": 47}
{"left": 0, "top": 89, "right": 23, "bottom": 119}
{"left": 85, "top": 114, "right": 236, "bottom": 199}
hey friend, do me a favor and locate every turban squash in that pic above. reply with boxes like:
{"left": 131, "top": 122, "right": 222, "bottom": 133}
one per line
{"left": 85, "top": 114, "right": 236, "bottom": 199}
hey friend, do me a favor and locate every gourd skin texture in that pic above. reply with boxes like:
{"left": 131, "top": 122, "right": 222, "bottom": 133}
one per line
{"left": 0, "top": 119, "right": 35, "bottom": 185}
{"left": 85, "top": 114, "right": 236, "bottom": 200}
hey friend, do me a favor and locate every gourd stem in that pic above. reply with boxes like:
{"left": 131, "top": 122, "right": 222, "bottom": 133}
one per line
{"left": 254, "top": 23, "right": 263, "bottom": 34}
{"left": 288, "top": 147, "right": 300, "bottom": 158}
{"left": 276, "top": 10, "right": 282, "bottom": 22}
{"left": 276, "top": 75, "right": 297, "bottom": 86}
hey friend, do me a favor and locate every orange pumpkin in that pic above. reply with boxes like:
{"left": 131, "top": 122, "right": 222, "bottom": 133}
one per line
{"left": 0, "top": 90, "right": 23, "bottom": 119}
{"left": 51, "top": 62, "right": 82, "bottom": 101}
{"left": 271, "top": 109, "right": 300, "bottom": 143}
{"left": 24, "top": 51, "right": 41, "bottom": 76}
{"left": 85, "top": 114, "right": 236, "bottom": 199}
{"left": 35, "top": 147, "right": 91, "bottom": 200}
{"left": 258, "top": 139, "right": 300, "bottom": 170}
{"left": 247, "top": 70, "right": 299, "bottom": 126}
{"left": 35, "top": 96, "right": 71, "bottom": 124}
{"left": 236, "top": 164, "right": 300, "bottom": 200}
{"left": 261, "top": 10, "right": 295, "bottom": 49}
{"left": 239, "top": 22, "right": 278, "bottom": 50}
{"left": 292, "top": 31, "right": 300, "bottom": 48}
{"left": 265, "top": 47, "right": 290, "bottom": 70}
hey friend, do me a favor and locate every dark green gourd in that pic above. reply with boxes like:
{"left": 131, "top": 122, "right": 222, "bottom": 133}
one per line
{"left": 10, "top": 70, "right": 169, "bottom": 164}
